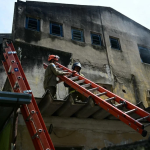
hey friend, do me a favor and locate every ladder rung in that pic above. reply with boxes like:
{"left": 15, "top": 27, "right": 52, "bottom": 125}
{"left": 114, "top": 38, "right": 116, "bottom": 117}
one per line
{"left": 23, "top": 90, "right": 32, "bottom": 94}
{"left": 57, "top": 67, "right": 63, "bottom": 70}
{"left": 136, "top": 115, "right": 150, "bottom": 122}
{"left": 114, "top": 103, "right": 124, "bottom": 108}
{"left": 66, "top": 74, "right": 71, "bottom": 77}
{"left": 89, "top": 87, "right": 99, "bottom": 92}
{"left": 69, "top": 76, "right": 79, "bottom": 81}
{"left": 13, "top": 81, "right": 19, "bottom": 89}
{"left": 32, "top": 129, "right": 43, "bottom": 139}
{"left": 75, "top": 79, "right": 85, "bottom": 84}
{"left": 144, "top": 123, "right": 150, "bottom": 128}
{"left": 26, "top": 110, "right": 35, "bottom": 121}
{"left": 125, "top": 108, "right": 137, "bottom": 114}
{"left": 81, "top": 83, "right": 91, "bottom": 88}
{"left": 96, "top": 92, "right": 107, "bottom": 97}
{"left": 105, "top": 97, "right": 115, "bottom": 102}
{"left": 8, "top": 51, "right": 17, "bottom": 54}
{"left": 8, "top": 65, "right": 12, "bottom": 73}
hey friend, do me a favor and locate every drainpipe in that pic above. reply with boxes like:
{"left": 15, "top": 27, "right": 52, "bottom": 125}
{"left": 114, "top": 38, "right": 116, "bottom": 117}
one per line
{"left": 99, "top": 7, "right": 114, "bottom": 85}
{"left": 99, "top": 8, "right": 111, "bottom": 71}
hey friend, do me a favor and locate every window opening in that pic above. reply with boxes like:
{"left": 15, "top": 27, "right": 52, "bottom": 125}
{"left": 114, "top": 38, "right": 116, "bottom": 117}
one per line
{"left": 72, "top": 28, "right": 84, "bottom": 42}
{"left": 26, "top": 17, "right": 40, "bottom": 31}
{"left": 138, "top": 46, "right": 150, "bottom": 64}
{"left": 110, "top": 37, "right": 121, "bottom": 50}
{"left": 91, "top": 33, "right": 102, "bottom": 45}
{"left": 50, "top": 22, "right": 63, "bottom": 36}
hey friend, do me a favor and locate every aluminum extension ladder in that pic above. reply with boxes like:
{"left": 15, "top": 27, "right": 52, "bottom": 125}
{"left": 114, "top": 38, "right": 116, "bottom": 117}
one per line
{"left": 43, "top": 62, "right": 150, "bottom": 137}
{"left": 2, "top": 40, "right": 55, "bottom": 150}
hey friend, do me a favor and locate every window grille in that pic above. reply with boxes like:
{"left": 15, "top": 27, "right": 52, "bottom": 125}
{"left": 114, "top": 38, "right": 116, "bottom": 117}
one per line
{"left": 50, "top": 23, "right": 63, "bottom": 36}
{"left": 26, "top": 17, "right": 40, "bottom": 31}
{"left": 91, "top": 33, "right": 102, "bottom": 45}
{"left": 72, "top": 28, "right": 84, "bottom": 42}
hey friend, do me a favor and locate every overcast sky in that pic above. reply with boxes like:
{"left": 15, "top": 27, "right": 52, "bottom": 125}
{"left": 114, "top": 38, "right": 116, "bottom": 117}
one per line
{"left": 0, "top": 0, "right": 150, "bottom": 33}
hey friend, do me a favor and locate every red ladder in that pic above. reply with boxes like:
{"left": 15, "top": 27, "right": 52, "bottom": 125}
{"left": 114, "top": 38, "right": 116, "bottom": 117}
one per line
{"left": 43, "top": 62, "right": 150, "bottom": 137}
{"left": 2, "top": 40, "right": 55, "bottom": 150}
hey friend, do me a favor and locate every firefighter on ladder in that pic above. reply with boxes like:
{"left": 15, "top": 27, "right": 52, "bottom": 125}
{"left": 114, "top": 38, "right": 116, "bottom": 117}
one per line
{"left": 64, "top": 62, "right": 86, "bottom": 102}
{"left": 43, "top": 55, "right": 71, "bottom": 98}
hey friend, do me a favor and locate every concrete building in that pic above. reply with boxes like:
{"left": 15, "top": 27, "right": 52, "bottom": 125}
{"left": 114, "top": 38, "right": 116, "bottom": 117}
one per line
{"left": 0, "top": 34, "right": 11, "bottom": 43}
{"left": 1, "top": 0, "right": 150, "bottom": 149}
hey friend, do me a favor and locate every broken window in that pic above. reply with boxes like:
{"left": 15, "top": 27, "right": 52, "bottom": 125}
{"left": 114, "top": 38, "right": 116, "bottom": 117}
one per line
{"left": 71, "top": 28, "right": 84, "bottom": 42}
{"left": 26, "top": 17, "right": 40, "bottom": 31}
{"left": 110, "top": 37, "right": 121, "bottom": 50}
{"left": 138, "top": 46, "right": 150, "bottom": 64}
{"left": 91, "top": 33, "right": 102, "bottom": 46}
{"left": 50, "top": 22, "right": 63, "bottom": 37}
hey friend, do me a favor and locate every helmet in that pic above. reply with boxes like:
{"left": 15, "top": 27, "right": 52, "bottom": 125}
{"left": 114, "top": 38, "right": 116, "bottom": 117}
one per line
{"left": 48, "top": 55, "right": 59, "bottom": 62}
{"left": 72, "top": 62, "right": 81, "bottom": 70}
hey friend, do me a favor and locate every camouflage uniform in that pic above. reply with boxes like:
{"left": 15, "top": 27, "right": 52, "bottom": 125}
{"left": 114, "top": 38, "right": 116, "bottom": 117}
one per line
{"left": 64, "top": 73, "right": 86, "bottom": 102}
{"left": 44, "top": 63, "right": 66, "bottom": 97}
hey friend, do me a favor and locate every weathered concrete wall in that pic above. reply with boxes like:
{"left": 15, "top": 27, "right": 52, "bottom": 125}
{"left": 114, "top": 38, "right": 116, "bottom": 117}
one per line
{"left": 100, "top": 7, "right": 150, "bottom": 107}
{"left": 0, "top": 34, "right": 11, "bottom": 43}
{"left": 0, "top": 34, "right": 12, "bottom": 91}
{"left": 12, "top": 1, "right": 112, "bottom": 87}
{"left": 11, "top": 1, "right": 150, "bottom": 106}
{"left": 17, "top": 115, "right": 150, "bottom": 150}
{"left": 13, "top": 41, "right": 71, "bottom": 97}
{"left": 0, "top": 63, "right": 6, "bottom": 91}
{"left": 101, "top": 138, "right": 150, "bottom": 150}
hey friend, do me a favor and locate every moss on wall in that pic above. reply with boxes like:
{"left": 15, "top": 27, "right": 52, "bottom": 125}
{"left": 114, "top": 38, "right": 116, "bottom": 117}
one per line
{"left": 0, "top": 120, "right": 12, "bottom": 150}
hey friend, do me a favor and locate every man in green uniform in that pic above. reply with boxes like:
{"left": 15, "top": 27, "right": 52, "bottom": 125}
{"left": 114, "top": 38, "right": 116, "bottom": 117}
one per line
{"left": 43, "top": 55, "right": 70, "bottom": 98}
{"left": 64, "top": 62, "right": 86, "bottom": 102}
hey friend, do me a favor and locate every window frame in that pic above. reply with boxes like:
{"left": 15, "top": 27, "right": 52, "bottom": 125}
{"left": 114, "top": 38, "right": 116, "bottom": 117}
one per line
{"left": 25, "top": 16, "right": 40, "bottom": 31}
{"left": 138, "top": 45, "right": 150, "bottom": 64}
{"left": 50, "top": 22, "right": 63, "bottom": 37}
{"left": 71, "top": 28, "right": 84, "bottom": 42}
{"left": 91, "top": 33, "right": 102, "bottom": 46}
{"left": 109, "top": 37, "right": 121, "bottom": 50}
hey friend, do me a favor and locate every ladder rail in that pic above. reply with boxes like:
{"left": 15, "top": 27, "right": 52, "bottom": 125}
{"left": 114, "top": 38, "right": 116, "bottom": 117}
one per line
{"left": 9, "top": 42, "right": 54, "bottom": 149}
{"left": 43, "top": 62, "right": 150, "bottom": 137}
{"left": 2, "top": 60, "right": 42, "bottom": 149}
{"left": 3, "top": 54, "right": 44, "bottom": 149}
{"left": 3, "top": 41, "right": 55, "bottom": 150}
{"left": 56, "top": 63, "right": 150, "bottom": 121}
{"left": 59, "top": 75, "right": 145, "bottom": 133}
{"left": 9, "top": 42, "right": 55, "bottom": 149}
{"left": 21, "top": 105, "right": 42, "bottom": 150}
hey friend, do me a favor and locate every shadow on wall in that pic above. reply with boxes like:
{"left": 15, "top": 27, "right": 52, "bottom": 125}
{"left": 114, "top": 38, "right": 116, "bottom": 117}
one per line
{"left": 13, "top": 41, "right": 72, "bottom": 71}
